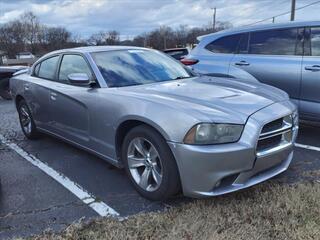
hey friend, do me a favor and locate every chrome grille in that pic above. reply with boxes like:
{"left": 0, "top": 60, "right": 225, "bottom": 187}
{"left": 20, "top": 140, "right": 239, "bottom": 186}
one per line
{"left": 256, "top": 115, "right": 293, "bottom": 157}
{"left": 257, "top": 135, "right": 282, "bottom": 152}
{"left": 261, "top": 118, "right": 283, "bottom": 134}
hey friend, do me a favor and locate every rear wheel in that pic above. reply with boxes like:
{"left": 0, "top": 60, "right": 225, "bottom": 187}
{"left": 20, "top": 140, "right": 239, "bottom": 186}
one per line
{"left": 122, "top": 125, "right": 180, "bottom": 201}
{"left": 18, "top": 100, "right": 39, "bottom": 139}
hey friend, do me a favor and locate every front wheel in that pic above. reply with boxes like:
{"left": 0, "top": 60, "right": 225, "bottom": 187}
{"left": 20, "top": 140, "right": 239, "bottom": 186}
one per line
{"left": 122, "top": 125, "right": 181, "bottom": 201}
{"left": 18, "top": 100, "right": 40, "bottom": 139}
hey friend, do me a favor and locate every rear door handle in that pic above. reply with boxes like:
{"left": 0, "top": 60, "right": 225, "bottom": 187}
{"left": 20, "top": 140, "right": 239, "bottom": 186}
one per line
{"left": 305, "top": 65, "right": 320, "bottom": 72}
{"left": 235, "top": 61, "right": 250, "bottom": 66}
{"left": 50, "top": 92, "right": 57, "bottom": 101}
{"left": 24, "top": 84, "right": 29, "bottom": 91}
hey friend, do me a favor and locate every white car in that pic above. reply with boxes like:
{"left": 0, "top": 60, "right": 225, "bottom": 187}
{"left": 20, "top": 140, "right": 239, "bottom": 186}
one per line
{"left": 16, "top": 52, "right": 35, "bottom": 59}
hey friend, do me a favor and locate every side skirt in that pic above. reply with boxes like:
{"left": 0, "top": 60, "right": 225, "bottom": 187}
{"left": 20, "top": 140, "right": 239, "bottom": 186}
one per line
{"left": 37, "top": 127, "right": 123, "bottom": 168}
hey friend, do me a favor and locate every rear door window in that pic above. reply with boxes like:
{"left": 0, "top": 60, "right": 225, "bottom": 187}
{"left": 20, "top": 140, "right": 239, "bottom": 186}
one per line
{"left": 310, "top": 27, "right": 320, "bottom": 56}
{"left": 237, "top": 33, "right": 249, "bottom": 54}
{"left": 37, "top": 56, "right": 60, "bottom": 80}
{"left": 249, "top": 28, "right": 298, "bottom": 55}
{"left": 205, "top": 34, "right": 242, "bottom": 54}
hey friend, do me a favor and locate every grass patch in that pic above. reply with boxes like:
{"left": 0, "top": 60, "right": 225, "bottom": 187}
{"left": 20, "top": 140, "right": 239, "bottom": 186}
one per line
{"left": 31, "top": 182, "right": 320, "bottom": 240}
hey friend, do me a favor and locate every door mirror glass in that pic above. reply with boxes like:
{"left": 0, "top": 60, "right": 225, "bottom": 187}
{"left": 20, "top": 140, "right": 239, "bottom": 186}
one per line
{"left": 68, "top": 73, "right": 90, "bottom": 86}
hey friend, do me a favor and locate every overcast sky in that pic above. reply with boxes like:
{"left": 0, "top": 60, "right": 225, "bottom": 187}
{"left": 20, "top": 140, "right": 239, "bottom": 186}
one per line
{"left": 0, "top": 0, "right": 319, "bottom": 39}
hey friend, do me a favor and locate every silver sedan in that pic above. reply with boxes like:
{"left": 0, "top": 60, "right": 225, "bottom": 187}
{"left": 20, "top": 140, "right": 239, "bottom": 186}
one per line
{"left": 10, "top": 46, "right": 299, "bottom": 200}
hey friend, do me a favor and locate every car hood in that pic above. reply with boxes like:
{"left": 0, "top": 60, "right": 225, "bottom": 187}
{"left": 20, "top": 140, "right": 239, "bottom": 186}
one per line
{"left": 117, "top": 76, "right": 289, "bottom": 124}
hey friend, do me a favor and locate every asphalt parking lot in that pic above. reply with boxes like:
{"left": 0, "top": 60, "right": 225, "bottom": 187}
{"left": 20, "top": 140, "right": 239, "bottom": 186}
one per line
{"left": 0, "top": 99, "right": 319, "bottom": 239}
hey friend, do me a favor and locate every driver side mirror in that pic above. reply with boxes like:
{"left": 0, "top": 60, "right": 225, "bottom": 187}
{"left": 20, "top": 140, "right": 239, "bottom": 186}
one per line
{"left": 68, "top": 73, "right": 90, "bottom": 86}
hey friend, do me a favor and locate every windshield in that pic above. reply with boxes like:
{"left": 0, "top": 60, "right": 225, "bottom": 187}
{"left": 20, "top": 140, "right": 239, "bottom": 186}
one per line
{"left": 91, "top": 49, "right": 194, "bottom": 87}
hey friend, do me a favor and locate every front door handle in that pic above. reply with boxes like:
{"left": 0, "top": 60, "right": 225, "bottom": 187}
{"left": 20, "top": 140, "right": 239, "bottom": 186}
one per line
{"left": 50, "top": 92, "right": 57, "bottom": 101}
{"left": 235, "top": 61, "right": 250, "bottom": 66}
{"left": 24, "top": 84, "right": 29, "bottom": 91}
{"left": 305, "top": 65, "right": 320, "bottom": 72}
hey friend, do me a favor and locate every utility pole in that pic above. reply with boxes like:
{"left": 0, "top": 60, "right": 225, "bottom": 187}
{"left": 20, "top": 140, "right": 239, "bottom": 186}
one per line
{"left": 211, "top": 7, "right": 216, "bottom": 31}
{"left": 291, "top": 0, "right": 296, "bottom": 21}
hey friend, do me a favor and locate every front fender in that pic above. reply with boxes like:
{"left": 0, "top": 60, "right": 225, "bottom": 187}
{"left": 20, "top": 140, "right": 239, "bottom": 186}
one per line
{"left": 111, "top": 97, "right": 202, "bottom": 143}
{"left": 115, "top": 115, "right": 171, "bottom": 141}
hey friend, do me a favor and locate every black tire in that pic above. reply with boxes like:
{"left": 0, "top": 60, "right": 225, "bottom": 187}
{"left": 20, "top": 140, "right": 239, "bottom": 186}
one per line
{"left": 122, "top": 125, "right": 181, "bottom": 201}
{"left": 0, "top": 78, "right": 12, "bottom": 100}
{"left": 17, "top": 99, "right": 40, "bottom": 139}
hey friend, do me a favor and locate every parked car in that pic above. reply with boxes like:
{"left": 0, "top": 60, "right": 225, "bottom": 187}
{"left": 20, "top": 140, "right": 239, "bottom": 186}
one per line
{"left": 10, "top": 46, "right": 298, "bottom": 200}
{"left": 186, "top": 21, "right": 320, "bottom": 122}
{"left": 163, "top": 47, "right": 190, "bottom": 60}
{"left": 16, "top": 52, "right": 35, "bottom": 60}
{"left": 0, "top": 66, "right": 28, "bottom": 99}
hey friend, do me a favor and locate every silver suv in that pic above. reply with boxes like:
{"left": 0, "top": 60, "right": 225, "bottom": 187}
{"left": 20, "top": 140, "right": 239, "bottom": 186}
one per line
{"left": 187, "top": 21, "right": 320, "bottom": 121}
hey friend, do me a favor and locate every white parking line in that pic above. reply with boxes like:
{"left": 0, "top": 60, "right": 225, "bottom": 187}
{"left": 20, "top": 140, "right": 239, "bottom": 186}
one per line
{"left": 295, "top": 143, "right": 320, "bottom": 152}
{"left": 0, "top": 134, "right": 120, "bottom": 218}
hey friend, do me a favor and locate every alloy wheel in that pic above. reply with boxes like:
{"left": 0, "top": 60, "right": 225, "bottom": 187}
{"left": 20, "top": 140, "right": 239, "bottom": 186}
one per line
{"left": 19, "top": 105, "right": 32, "bottom": 135}
{"left": 127, "top": 137, "right": 163, "bottom": 192}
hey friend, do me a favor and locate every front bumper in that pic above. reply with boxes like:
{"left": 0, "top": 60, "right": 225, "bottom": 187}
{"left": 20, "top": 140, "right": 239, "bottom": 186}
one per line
{"left": 168, "top": 100, "right": 298, "bottom": 198}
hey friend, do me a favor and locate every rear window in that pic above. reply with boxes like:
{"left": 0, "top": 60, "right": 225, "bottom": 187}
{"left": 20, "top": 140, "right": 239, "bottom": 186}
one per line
{"left": 205, "top": 34, "right": 242, "bottom": 54}
{"left": 249, "top": 28, "right": 298, "bottom": 55}
{"left": 164, "top": 49, "right": 188, "bottom": 59}
{"left": 165, "top": 49, "right": 188, "bottom": 55}
{"left": 37, "top": 56, "right": 59, "bottom": 80}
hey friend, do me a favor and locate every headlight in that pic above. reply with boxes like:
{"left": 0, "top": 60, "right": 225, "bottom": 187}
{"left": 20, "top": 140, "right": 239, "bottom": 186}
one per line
{"left": 184, "top": 123, "right": 244, "bottom": 145}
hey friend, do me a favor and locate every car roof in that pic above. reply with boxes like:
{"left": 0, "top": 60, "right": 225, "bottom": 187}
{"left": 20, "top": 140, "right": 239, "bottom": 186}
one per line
{"left": 198, "top": 20, "right": 320, "bottom": 41}
{"left": 48, "top": 46, "right": 148, "bottom": 55}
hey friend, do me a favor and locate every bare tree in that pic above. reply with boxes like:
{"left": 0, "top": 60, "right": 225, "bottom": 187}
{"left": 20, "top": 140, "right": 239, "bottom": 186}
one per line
{"left": 0, "top": 11, "right": 75, "bottom": 57}
{"left": 131, "top": 35, "right": 145, "bottom": 47}
{"left": 0, "top": 10, "right": 233, "bottom": 59}
{"left": 88, "top": 30, "right": 120, "bottom": 45}
{"left": 21, "top": 12, "right": 40, "bottom": 52}
{"left": 126, "top": 21, "right": 232, "bottom": 50}
{"left": 105, "top": 30, "right": 120, "bottom": 45}
{"left": 175, "top": 25, "right": 188, "bottom": 47}
{"left": 0, "top": 20, "right": 26, "bottom": 57}
{"left": 46, "top": 27, "right": 71, "bottom": 48}
{"left": 87, "top": 31, "right": 107, "bottom": 45}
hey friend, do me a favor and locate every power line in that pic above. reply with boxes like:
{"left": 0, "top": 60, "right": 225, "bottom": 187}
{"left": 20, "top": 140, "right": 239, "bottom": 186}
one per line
{"left": 245, "top": 0, "right": 320, "bottom": 26}
{"left": 226, "top": 0, "right": 288, "bottom": 24}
